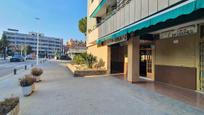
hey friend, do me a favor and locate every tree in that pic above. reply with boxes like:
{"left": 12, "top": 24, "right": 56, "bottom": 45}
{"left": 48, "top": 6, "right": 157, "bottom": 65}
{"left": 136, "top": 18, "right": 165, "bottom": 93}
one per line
{"left": 78, "top": 17, "right": 87, "bottom": 36}
{"left": 0, "top": 34, "right": 9, "bottom": 60}
{"left": 23, "top": 45, "right": 33, "bottom": 55}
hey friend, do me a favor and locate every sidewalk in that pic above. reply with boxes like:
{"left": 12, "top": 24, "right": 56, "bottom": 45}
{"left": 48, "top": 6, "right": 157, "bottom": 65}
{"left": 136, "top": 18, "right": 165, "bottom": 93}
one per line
{"left": 1, "top": 61, "right": 204, "bottom": 115}
{"left": 0, "top": 59, "right": 9, "bottom": 64}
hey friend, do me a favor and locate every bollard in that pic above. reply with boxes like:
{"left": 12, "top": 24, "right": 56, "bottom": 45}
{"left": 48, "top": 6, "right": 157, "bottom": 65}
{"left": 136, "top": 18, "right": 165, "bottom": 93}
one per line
{"left": 31, "top": 64, "right": 33, "bottom": 67}
{"left": 14, "top": 69, "right": 17, "bottom": 75}
{"left": 25, "top": 65, "right": 27, "bottom": 70}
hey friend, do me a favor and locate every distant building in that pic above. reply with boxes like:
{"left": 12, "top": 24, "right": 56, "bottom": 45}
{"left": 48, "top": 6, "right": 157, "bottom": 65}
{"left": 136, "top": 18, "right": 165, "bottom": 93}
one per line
{"left": 4, "top": 31, "right": 63, "bottom": 58}
{"left": 66, "top": 39, "right": 86, "bottom": 49}
{"left": 66, "top": 39, "right": 87, "bottom": 59}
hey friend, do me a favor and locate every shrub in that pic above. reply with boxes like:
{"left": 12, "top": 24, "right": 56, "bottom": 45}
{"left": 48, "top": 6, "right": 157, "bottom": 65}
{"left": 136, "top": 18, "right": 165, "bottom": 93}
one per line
{"left": 19, "top": 75, "right": 35, "bottom": 87}
{"left": 0, "top": 97, "right": 19, "bottom": 115}
{"left": 31, "top": 68, "right": 43, "bottom": 76}
{"left": 94, "top": 59, "right": 105, "bottom": 69}
{"left": 81, "top": 53, "right": 97, "bottom": 68}
{"left": 73, "top": 53, "right": 97, "bottom": 68}
{"left": 73, "top": 54, "right": 85, "bottom": 65}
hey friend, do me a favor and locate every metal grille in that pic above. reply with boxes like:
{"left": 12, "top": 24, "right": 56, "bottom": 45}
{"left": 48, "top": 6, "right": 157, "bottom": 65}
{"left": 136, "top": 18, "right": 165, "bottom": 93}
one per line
{"left": 146, "top": 50, "right": 152, "bottom": 73}
{"left": 200, "top": 42, "right": 204, "bottom": 91}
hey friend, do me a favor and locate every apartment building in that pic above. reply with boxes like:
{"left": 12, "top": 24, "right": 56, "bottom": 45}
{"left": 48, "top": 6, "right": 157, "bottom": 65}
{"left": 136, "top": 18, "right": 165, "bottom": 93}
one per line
{"left": 66, "top": 39, "right": 87, "bottom": 59}
{"left": 87, "top": 0, "right": 204, "bottom": 91}
{"left": 4, "top": 31, "right": 63, "bottom": 58}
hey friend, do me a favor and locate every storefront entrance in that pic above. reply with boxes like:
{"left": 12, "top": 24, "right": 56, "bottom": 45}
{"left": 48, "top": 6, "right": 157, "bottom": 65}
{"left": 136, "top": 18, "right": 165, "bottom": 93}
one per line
{"left": 140, "top": 45, "right": 153, "bottom": 79}
{"left": 110, "top": 44, "right": 127, "bottom": 74}
{"left": 200, "top": 41, "right": 204, "bottom": 91}
{"left": 200, "top": 25, "right": 204, "bottom": 91}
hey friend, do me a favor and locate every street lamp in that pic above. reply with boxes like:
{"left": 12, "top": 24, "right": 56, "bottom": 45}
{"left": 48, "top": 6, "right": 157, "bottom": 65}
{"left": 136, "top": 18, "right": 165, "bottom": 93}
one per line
{"left": 35, "top": 17, "right": 40, "bottom": 65}
{"left": 36, "top": 33, "right": 39, "bottom": 65}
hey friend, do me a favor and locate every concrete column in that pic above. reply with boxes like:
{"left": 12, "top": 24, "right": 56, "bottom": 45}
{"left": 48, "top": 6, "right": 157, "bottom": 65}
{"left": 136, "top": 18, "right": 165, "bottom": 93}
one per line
{"left": 196, "top": 26, "right": 201, "bottom": 91}
{"left": 127, "top": 37, "right": 140, "bottom": 82}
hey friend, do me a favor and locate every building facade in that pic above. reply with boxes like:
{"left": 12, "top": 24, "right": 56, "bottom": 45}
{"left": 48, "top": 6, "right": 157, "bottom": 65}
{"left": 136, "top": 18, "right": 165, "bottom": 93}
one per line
{"left": 87, "top": 0, "right": 204, "bottom": 91}
{"left": 66, "top": 39, "right": 87, "bottom": 59}
{"left": 4, "top": 31, "right": 63, "bottom": 58}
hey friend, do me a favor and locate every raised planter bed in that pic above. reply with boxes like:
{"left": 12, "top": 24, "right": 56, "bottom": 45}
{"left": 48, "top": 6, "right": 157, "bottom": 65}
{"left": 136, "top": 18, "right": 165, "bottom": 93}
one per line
{"left": 6, "top": 103, "right": 19, "bottom": 115}
{"left": 67, "top": 64, "right": 107, "bottom": 77}
{"left": 0, "top": 97, "right": 20, "bottom": 115}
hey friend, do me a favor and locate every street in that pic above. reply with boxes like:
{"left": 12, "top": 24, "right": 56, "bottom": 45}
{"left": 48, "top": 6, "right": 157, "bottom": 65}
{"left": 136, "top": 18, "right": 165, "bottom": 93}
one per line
{"left": 0, "top": 60, "right": 36, "bottom": 77}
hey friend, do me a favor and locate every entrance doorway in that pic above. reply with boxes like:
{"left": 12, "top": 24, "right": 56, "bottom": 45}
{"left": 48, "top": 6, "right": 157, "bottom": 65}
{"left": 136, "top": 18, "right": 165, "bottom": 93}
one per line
{"left": 110, "top": 44, "right": 127, "bottom": 74}
{"left": 200, "top": 25, "right": 204, "bottom": 91}
{"left": 140, "top": 45, "right": 153, "bottom": 79}
{"left": 200, "top": 42, "right": 204, "bottom": 91}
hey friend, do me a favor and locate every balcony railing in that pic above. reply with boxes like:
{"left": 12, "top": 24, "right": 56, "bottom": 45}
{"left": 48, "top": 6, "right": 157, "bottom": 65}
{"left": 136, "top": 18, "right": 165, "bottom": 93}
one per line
{"left": 88, "top": 0, "right": 183, "bottom": 40}
{"left": 88, "top": 0, "right": 130, "bottom": 34}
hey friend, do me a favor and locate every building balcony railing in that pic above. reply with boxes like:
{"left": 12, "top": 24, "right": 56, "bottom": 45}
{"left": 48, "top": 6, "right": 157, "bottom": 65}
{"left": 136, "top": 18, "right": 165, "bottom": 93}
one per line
{"left": 88, "top": 0, "right": 183, "bottom": 41}
{"left": 88, "top": 0, "right": 103, "bottom": 17}
{"left": 88, "top": 0, "right": 130, "bottom": 34}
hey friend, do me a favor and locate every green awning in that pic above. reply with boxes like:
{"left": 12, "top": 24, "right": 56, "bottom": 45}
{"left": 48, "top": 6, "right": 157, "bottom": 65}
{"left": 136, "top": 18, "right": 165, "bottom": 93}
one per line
{"left": 90, "top": 0, "right": 107, "bottom": 18}
{"left": 96, "top": 0, "right": 204, "bottom": 45}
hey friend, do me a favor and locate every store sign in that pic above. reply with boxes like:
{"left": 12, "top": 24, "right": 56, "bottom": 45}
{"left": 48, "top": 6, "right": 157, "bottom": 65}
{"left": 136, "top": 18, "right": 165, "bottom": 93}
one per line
{"left": 160, "top": 25, "right": 197, "bottom": 39}
{"left": 104, "top": 35, "right": 128, "bottom": 46}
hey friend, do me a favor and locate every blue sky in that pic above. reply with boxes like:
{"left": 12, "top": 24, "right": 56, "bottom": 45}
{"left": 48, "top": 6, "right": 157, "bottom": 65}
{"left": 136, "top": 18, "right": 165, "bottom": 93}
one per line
{"left": 0, "top": 0, "right": 87, "bottom": 43}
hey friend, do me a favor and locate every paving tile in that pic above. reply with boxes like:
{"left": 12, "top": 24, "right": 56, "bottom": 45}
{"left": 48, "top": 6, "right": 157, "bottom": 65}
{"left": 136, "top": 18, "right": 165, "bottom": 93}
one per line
{"left": 1, "top": 61, "right": 204, "bottom": 115}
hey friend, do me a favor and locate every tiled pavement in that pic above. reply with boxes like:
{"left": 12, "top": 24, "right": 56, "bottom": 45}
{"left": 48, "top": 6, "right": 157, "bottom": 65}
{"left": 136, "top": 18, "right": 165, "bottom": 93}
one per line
{"left": 1, "top": 61, "right": 204, "bottom": 115}
{"left": 112, "top": 74, "right": 204, "bottom": 110}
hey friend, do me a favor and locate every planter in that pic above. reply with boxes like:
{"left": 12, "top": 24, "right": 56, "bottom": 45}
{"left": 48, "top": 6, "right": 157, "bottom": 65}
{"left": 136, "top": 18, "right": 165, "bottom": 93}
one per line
{"left": 31, "top": 68, "right": 43, "bottom": 82}
{"left": 0, "top": 98, "right": 19, "bottom": 115}
{"left": 34, "top": 76, "right": 41, "bottom": 82}
{"left": 32, "top": 83, "right": 35, "bottom": 91}
{"left": 67, "top": 64, "right": 107, "bottom": 77}
{"left": 74, "top": 70, "right": 107, "bottom": 77}
{"left": 22, "top": 84, "right": 35, "bottom": 96}
{"left": 6, "top": 103, "right": 20, "bottom": 115}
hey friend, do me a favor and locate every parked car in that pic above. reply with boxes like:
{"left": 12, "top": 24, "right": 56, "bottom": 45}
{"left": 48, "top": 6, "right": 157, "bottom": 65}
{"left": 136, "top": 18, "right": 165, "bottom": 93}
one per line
{"left": 10, "top": 55, "right": 25, "bottom": 62}
{"left": 25, "top": 55, "right": 34, "bottom": 60}
{"left": 60, "top": 55, "right": 71, "bottom": 60}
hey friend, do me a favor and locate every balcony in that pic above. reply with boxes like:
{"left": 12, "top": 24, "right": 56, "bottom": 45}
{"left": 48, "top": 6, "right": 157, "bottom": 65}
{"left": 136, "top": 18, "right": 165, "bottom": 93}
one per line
{"left": 88, "top": 0, "right": 104, "bottom": 17}
{"left": 88, "top": 0, "right": 183, "bottom": 42}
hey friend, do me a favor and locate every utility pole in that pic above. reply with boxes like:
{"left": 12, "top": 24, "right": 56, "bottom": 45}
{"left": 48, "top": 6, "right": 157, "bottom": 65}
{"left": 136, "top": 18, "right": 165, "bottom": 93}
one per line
{"left": 35, "top": 17, "right": 40, "bottom": 65}
{"left": 20, "top": 45, "right": 23, "bottom": 56}
{"left": 36, "top": 33, "right": 39, "bottom": 65}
